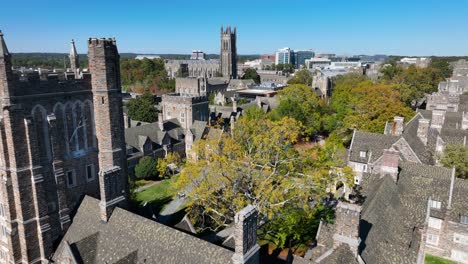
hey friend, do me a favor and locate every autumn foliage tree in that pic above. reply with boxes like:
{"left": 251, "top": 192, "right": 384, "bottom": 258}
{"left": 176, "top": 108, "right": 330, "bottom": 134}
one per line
{"left": 175, "top": 113, "right": 354, "bottom": 249}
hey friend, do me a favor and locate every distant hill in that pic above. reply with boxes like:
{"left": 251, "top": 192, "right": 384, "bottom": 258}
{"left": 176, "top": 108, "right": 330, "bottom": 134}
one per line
{"left": 11, "top": 53, "right": 260, "bottom": 68}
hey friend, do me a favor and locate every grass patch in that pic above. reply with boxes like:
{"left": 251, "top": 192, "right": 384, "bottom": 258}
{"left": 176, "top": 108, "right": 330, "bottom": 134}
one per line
{"left": 131, "top": 175, "right": 180, "bottom": 216}
{"left": 133, "top": 179, "right": 154, "bottom": 189}
{"left": 425, "top": 254, "right": 456, "bottom": 264}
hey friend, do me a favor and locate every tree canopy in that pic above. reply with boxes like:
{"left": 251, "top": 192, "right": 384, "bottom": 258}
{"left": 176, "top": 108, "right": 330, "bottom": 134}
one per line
{"left": 175, "top": 113, "right": 353, "bottom": 248}
{"left": 120, "top": 58, "right": 175, "bottom": 94}
{"left": 243, "top": 68, "right": 261, "bottom": 84}
{"left": 440, "top": 144, "right": 468, "bottom": 179}
{"left": 126, "top": 93, "right": 158, "bottom": 123}
{"left": 272, "top": 84, "right": 322, "bottom": 136}
{"left": 288, "top": 69, "right": 314, "bottom": 86}
{"left": 134, "top": 156, "right": 158, "bottom": 180}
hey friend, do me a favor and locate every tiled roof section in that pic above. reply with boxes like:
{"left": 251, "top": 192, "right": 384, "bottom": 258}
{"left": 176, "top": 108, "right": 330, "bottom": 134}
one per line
{"left": 439, "top": 128, "right": 468, "bottom": 145}
{"left": 459, "top": 94, "right": 468, "bottom": 112}
{"left": 125, "top": 119, "right": 184, "bottom": 150}
{"left": 349, "top": 131, "right": 399, "bottom": 163}
{"left": 191, "top": 120, "right": 208, "bottom": 141}
{"left": 320, "top": 245, "right": 358, "bottom": 264}
{"left": 401, "top": 113, "right": 433, "bottom": 164}
{"left": 57, "top": 196, "right": 233, "bottom": 264}
{"left": 360, "top": 162, "right": 468, "bottom": 264}
{"left": 304, "top": 221, "right": 358, "bottom": 264}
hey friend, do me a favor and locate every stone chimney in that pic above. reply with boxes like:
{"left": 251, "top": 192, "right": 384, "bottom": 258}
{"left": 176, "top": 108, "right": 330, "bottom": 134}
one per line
{"left": 430, "top": 110, "right": 446, "bottom": 130}
{"left": 380, "top": 149, "right": 400, "bottom": 182}
{"left": 392, "top": 116, "right": 404, "bottom": 136}
{"left": 158, "top": 112, "right": 164, "bottom": 131}
{"left": 232, "top": 98, "right": 238, "bottom": 112}
{"left": 230, "top": 116, "right": 235, "bottom": 137}
{"left": 447, "top": 167, "right": 456, "bottom": 210}
{"left": 232, "top": 205, "right": 260, "bottom": 264}
{"left": 332, "top": 202, "right": 362, "bottom": 257}
{"left": 417, "top": 118, "right": 430, "bottom": 145}
{"left": 462, "top": 112, "right": 468, "bottom": 130}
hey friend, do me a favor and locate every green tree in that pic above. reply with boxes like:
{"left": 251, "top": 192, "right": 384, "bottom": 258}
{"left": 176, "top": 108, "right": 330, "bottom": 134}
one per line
{"left": 288, "top": 69, "right": 313, "bottom": 86}
{"left": 126, "top": 93, "right": 158, "bottom": 122}
{"left": 243, "top": 68, "right": 261, "bottom": 84}
{"left": 440, "top": 144, "right": 468, "bottom": 179}
{"left": 273, "top": 84, "right": 322, "bottom": 136}
{"left": 157, "top": 152, "right": 182, "bottom": 178}
{"left": 134, "top": 156, "right": 158, "bottom": 180}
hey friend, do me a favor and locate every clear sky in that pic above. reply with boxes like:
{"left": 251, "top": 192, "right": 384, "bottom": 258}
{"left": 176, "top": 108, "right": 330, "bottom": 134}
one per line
{"left": 1, "top": 0, "right": 467, "bottom": 56}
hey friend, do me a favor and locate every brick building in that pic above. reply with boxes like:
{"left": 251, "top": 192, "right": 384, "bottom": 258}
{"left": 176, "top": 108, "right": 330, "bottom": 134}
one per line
{"left": 0, "top": 33, "right": 127, "bottom": 263}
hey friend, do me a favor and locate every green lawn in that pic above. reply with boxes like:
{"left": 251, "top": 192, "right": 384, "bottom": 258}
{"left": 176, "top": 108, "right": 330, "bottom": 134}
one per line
{"left": 131, "top": 175, "right": 180, "bottom": 215}
{"left": 425, "top": 254, "right": 456, "bottom": 264}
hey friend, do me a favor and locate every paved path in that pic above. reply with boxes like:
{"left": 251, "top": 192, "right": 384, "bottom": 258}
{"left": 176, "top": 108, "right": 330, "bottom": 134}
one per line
{"left": 133, "top": 181, "right": 160, "bottom": 192}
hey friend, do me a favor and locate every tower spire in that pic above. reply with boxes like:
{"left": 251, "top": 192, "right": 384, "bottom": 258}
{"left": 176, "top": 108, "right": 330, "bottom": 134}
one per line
{"left": 69, "top": 39, "right": 80, "bottom": 77}
{"left": 0, "top": 30, "right": 10, "bottom": 58}
{"left": 0, "top": 30, "right": 14, "bottom": 106}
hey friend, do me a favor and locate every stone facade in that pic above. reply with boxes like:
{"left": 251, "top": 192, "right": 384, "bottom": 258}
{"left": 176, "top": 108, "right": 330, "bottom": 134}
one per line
{"left": 220, "top": 26, "right": 237, "bottom": 79}
{"left": 165, "top": 59, "right": 220, "bottom": 78}
{"left": 232, "top": 205, "right": 260, "bottom": 264}
{"left": 0, "top": 33, "right": 127, "bottom": 263}
{"left": 161, "top": 94, "right": 209, "bottom": 130}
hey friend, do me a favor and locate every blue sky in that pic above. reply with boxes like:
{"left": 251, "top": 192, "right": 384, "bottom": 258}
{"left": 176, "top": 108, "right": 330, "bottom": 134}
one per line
{"left": 1, "top": 0, "right": 467, "bottom": 56}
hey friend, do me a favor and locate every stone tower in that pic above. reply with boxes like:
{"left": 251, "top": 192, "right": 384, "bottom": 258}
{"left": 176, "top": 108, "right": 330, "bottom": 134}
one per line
{"left": 88, "top": 38, "right": 128, "bottom": 222}
{"left": 69, "top": 39, "right": 80, "bottom": 76}
{"left": 220, "top": 25, "right": 237, "bottom": 79}
{"left": 333, "top": 202, "right": 362, "bottom": 256}
{"left": 232, "top": 205, "right": 260, "bottom": 264}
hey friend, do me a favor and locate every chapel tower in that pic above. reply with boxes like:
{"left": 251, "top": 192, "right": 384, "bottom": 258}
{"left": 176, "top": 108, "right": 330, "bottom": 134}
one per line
{"left": 220, "top": 25, "right": 237, "bottom": 79}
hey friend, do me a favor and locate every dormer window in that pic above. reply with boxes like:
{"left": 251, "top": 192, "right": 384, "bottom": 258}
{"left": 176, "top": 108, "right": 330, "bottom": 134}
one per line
{"left": 461, "top": 215, "right": 468, "bottom": 225}
{"left": 430, "top": 200, "right": 441, "bottom": 209}
{"left": 360, "top": 151, "right": 366, "bottom": 158}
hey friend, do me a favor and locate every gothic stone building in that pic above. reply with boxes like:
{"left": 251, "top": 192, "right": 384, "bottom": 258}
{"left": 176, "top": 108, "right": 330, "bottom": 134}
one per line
{"left": 0, "top": 33, "right": 127, "bottom": 263}
{"left": 220, "top": 26, "right": 237, "bottom": 79}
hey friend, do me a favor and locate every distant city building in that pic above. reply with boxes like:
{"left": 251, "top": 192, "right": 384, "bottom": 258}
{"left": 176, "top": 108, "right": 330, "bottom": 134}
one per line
{"left": 243, "top": 58, "right": 274, "bottom": 70}
{"left": 190, "top": 50, "right": 206, "bottom": 60}
{"left": 400, "top": 57, "right": 431, "bottom": 68}
{"left": 275, "top": 47, "right": 293, "bottom": 65}
{"left": 136, "top": 54, "right": 161, "bottom": 60}
{"left": 261, "top": 54, "right": 276, "bottom": 61}
{"left": 315, "top": 53, "right": 336, "bottom": 59}
{"left": 305, "top": 57, "right": 331, "bottom": 69}
{"left": 293, "top": 49, "right": 315, "bottom": 68}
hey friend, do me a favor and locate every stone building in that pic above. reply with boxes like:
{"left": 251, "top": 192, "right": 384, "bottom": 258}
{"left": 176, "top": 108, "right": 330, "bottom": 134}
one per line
{"left": 175, "top": 75, "right": 229, "bottom": 96}
{"left": 53, "top": 196, "right": 260, "bottom": 264}
{"left": 165, "top": 59, "right": 220, "bottom": 78}
{"left": 220, "top": 26, "right": 237, "bottom": 79}
{"left": 0, "top": 33, "right": 127, "bottom": 263}
{"left": 161, "top": 94, "right": 209, "bottom": 130}
{"left": 347, "top": 108, "right": 468, "bottom": 185}
{"left": 294, "top": 160, "right": 468, "bottom": 264}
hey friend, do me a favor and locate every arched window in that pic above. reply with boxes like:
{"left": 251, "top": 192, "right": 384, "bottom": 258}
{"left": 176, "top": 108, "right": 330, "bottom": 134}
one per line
{"left": 53, "top": 103, "right": 67, "bottom": 155}
{"left": 65, "top": 103, "right": 77, "bottom": 153}
{"left": 74, "top": 101, "right": 86, "bottom": 151}
{"left": 32, "top": 105, "right": 51, "bottom": 162}
{"left": 84, "top": 100, "right": 95, "bottom": 149}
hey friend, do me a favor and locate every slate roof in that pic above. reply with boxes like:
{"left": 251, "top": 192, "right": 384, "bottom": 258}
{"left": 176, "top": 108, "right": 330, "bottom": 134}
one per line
{"left": 359, "top": 162, "right": 468, "bottom": 264}
{"left": 54, "top": 196, "right": 233, "bottom": 264}
{"left": 302, "top": 220, "right": 358, "bottom": 264}
{"left": 191, "top": 120, "right": 208, "bottom": 141}
{"left": 125, "top": 118, "right": 185, "bottom": 151}
{"left": 349, "top": 131, "right": 399, "bottom": 163}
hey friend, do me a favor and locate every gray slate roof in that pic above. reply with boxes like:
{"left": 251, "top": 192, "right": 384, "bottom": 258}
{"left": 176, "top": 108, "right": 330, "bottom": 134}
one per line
{"left": 349, "top": 131, "right": 399, "bottom": 163}
{"left": 55, "top": 196, "right": 233, "bottom": 264}
{"left": 359, "top": 162, "right": 468, "bottom": 264}
{"left": 125, "top": 118, "right": 185, "bottom": 151}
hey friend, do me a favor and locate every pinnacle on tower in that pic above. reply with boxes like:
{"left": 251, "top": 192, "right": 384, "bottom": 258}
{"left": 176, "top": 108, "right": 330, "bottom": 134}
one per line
{"left": 221, "top": 26, "right": 224, "bottom": 34}
{"left": 0, "top": 30, "right": 10, "bottom": 58}
{"left": 69, "top": 39, "right": 80, "bottom": 75}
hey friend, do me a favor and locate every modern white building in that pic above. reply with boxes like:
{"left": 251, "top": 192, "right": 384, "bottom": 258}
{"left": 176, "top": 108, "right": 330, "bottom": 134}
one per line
{"left": 305, "top": 57, "right": 331, "bottom": 69}
{"left": 275, "top": 47, "right": 293, "bottom": 65}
